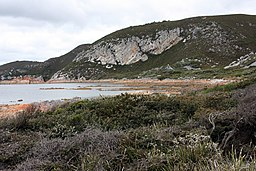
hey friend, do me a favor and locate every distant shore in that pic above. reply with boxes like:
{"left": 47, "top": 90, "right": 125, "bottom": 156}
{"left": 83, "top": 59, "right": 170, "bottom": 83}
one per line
{"left": 47, "top": 78, "right": 235, "bottom": 94}
{"left": 0, "top": 79, "right": 44, "bottom": 84}
{"left": 0, "top": 78, "right": 236, "bottom": 97}
{"left": 0, "top": 78, "right": 235, "bottom": 119}
{"left": 0, "top": 78, "right": 236, "bottom": 85}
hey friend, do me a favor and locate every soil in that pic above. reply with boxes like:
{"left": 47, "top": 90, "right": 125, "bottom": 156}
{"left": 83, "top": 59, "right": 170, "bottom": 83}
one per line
{"left": 0, "top": 104, "right": 30, "bottom": 119}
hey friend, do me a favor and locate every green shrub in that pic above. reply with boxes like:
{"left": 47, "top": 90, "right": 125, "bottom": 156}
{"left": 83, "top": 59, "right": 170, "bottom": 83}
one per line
{"left": 205, "top": 78, "right": 256, "bottom": 93}
{"left": 202, "top": 93, "right": 237, "bottom": 110}
{"left": 18, "top": 94, "right": 200, "bottom": 134}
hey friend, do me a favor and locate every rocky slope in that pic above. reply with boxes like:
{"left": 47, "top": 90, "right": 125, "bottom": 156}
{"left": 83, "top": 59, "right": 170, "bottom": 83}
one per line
{"left": 1, "top": 14, "right": 256, "bottom": 81}
{"left": 51, "top": 14, "right": 256, "bottom": 80}
{"left": 74, "top": 28, "right": 182, "bottom": 65}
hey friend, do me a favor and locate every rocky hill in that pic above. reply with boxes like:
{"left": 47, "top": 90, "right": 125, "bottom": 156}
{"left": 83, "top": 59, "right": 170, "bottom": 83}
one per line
{"left": 1, "top": 14, "right": 256, "bottom": 81}
{"left": 0, "top": 44, "right": 90, "bottom": 81}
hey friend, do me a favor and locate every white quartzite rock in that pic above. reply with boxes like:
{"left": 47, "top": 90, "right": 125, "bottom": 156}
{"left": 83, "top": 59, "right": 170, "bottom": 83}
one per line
{"left": 74, "top": 28, "right": 183, "bottom": 65}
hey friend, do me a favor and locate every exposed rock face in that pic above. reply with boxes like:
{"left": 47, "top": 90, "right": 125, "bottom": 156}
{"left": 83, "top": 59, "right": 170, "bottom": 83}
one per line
{"left": 224, "top": 52, "right": 256, "bottom": 69}
{"left": 51, "top": 71, "right": 71, "bottom": 81}
{"left": 185, "top": 21, "right": 245, "bottom": 57}
{"left": 74, "top": 28, "right": 183, "bottom": 65}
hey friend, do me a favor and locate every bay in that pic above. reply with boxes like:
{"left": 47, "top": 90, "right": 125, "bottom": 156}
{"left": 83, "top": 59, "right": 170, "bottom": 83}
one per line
{"left": 0, "top": 83, "right": 135, "bottom": 104}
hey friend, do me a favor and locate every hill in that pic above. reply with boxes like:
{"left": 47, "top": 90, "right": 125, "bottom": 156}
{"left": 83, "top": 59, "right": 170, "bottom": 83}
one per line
{"left": 51, "top": 14, "right": 256, "bottom": 80}
{"left": 1, "top": 14, "right": 256, "bottom": 81}
{"left": 0, "top": 44, "right": 90, "bottom": 81}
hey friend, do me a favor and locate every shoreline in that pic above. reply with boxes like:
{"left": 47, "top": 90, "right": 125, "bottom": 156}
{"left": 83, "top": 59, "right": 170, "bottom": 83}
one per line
{"left": 0, "top": 78, "right": 235, "bottom": 119}
{"left": 0, "top": 79, "right": 235, "bottom": 119}
{"left": 0, "top": 78, "right": 236, "bottom": 84}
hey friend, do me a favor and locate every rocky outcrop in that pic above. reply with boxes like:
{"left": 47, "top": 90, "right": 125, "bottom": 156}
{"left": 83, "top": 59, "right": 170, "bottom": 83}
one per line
{"left": 224, "top": 52, "right": 256, "bottom": 69}
{"left": 51, "top": 71, "right": 71, "bottom": 81}
{"left": 74, "top": 28, "right": 183, "bottom": 65}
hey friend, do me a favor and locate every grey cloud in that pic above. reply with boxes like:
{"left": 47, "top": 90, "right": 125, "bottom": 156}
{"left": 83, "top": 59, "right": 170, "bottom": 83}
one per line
{"left": 0, "top": 0, "right": 87, "bottom": 25}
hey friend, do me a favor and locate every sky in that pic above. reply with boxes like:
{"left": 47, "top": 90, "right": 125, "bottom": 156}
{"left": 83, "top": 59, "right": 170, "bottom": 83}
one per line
{"left": 0, "top": 0, "right": 255, "bottom": 65}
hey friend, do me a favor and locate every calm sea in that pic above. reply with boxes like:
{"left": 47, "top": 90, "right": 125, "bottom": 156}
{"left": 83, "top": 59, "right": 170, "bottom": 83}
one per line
{"left": 0, "top": 83, "right": 133, "bottom": 104}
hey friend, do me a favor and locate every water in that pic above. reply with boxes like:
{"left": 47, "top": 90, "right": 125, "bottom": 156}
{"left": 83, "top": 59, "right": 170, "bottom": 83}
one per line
{"left": 0, "top": 83, "right": 135, "bottom": 104}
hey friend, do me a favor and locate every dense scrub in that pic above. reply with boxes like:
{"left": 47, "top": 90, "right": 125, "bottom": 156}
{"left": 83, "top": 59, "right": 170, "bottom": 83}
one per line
{"left": 210, "top": 83, "right": 256, "bottom": 155}
{"left": 1, "top": 81, "right": 256, "bottom": 170}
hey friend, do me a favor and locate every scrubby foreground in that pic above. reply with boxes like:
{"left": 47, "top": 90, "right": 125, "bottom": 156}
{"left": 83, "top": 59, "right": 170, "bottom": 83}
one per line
{"left": 1, "top": 79, "right": 256, "bottom": 170}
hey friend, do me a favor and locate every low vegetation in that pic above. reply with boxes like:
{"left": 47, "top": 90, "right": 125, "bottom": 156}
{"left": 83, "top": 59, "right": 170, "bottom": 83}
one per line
{"left": 1, "top": 78, "right": 256, "bottom": 170}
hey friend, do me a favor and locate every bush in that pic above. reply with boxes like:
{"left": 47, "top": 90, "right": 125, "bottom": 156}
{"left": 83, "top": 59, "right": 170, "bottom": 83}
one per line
{"left": 202, "top": 93, "right": 237, "bottom": 110}
{"left": 18, "top": 94, "right": 199, "bottom": 135}
{"left": 223, "top": 97, "right": 256, "bottom": 153}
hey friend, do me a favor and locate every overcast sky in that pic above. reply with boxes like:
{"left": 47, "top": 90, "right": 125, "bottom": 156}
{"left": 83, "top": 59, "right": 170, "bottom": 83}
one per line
{"left": 0, "top": 0, "right": 255, "bottom": 65}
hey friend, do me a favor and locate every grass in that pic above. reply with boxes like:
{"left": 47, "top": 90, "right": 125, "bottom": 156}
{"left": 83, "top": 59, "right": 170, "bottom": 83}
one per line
{"left": 204, "top": 74, "right": 256, "bottom": 93}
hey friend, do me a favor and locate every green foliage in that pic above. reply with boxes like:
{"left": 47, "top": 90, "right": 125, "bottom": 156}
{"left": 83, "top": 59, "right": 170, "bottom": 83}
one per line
{"left": 17, "top": 94, "right": 199, "bottom": 136}
{"left": 205, "top": 77, "right": 256, "bottom": 93}
{"left": 202, "top": 93, "right": 237, "bottom": 110}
